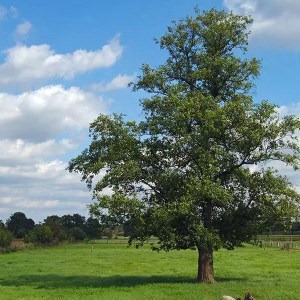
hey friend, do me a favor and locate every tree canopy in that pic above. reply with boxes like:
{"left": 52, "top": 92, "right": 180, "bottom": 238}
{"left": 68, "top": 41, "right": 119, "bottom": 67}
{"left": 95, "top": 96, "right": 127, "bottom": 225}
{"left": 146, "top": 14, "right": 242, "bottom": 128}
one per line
{"left": 6, "top": 212, "right": 35, "bottom": 238}
{"left": 68, "top": 8, "right": 300, "bottom": 283}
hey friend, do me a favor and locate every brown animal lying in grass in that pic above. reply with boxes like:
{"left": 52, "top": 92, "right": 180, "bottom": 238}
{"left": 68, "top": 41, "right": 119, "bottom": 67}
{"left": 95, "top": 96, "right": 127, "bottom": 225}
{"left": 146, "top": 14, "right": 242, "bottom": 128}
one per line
{"left": 221, "top": 292, "right": 254, "bottom": 300}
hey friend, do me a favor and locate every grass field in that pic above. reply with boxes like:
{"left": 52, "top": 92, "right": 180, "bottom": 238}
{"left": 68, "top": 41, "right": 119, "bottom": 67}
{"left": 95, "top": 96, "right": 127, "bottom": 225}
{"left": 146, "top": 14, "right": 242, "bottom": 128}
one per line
{"left": 0, "top": 243, "right": 299, "bottom": 300}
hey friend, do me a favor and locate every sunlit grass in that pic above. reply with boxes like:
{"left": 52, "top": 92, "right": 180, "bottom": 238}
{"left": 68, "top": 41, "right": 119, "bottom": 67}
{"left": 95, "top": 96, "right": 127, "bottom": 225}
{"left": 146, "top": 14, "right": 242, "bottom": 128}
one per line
{"left": 0, "top": 243, "right": 299, "bottom": 299}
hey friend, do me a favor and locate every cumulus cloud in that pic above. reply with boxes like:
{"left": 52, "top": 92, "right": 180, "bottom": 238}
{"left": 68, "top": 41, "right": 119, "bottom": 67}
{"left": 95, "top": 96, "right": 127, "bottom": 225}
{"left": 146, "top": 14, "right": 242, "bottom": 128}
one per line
{"left": 0, "top": 84, "right": 110, "bottom": 221}
{"left": 15, "top": 20, "right": 32, "bottom": 39}
{"left": 223, "top": 0, "right": 300, "bottom": 49}
{"left": 0, "top": 7, "right": 125, "bottom": 221}
{"left": 277, "top": 103, "right": 300, "bottom": 118}
{"left": 0, "top": 160, "right": 91, "bottom": 221}
{"left": 0, "top": 32, "right": 123, "bottom": 221}
{"left": 0, "top": 36, "right": 123, "bottom": 88}
{"left": 92, "top": 73, "right": 136, "bottom": 92}
{"left": 0, "top": 85, "right": 108, "bottom": 142}
{"left": 260, "top": 103, "right": 300, "bottom": 191}
{"left": 0, "top": 139, "right": 75, "bottom": 166}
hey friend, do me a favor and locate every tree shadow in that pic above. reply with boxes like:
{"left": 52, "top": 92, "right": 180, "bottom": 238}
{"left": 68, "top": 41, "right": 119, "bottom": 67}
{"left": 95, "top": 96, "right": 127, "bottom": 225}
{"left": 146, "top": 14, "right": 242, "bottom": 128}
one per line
{"left": 0, "top": 274, "right": 246, "bottom": 289}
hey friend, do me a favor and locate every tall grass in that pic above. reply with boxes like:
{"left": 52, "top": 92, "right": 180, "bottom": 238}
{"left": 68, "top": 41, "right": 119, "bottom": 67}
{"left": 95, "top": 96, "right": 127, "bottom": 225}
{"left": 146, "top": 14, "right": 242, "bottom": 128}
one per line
{"left": 0, "top": 243, "right": 299, "bottom": 299}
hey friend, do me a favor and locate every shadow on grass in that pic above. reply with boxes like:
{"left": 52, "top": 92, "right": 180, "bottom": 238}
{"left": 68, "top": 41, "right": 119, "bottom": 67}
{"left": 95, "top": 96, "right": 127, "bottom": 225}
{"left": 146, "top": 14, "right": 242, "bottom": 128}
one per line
{"left": 0, "top": 274, "right": 246, "bottom": 289}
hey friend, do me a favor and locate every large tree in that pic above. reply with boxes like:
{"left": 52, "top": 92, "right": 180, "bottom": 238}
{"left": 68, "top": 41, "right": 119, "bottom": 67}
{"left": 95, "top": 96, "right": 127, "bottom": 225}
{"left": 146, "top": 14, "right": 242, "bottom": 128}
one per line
{"left": 68, "top": 9, "right": 300, "bottom": 283}
{"left": 6, "top": 212, "right": 35, "bottom": 238}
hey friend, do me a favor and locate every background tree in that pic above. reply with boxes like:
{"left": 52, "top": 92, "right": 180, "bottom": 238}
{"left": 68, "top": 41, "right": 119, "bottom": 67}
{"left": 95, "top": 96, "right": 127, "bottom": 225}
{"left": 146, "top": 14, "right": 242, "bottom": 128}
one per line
{"left": 60, "top": 214, "right": 86, "bottom": 230}
{"left": 71, "top": 214, "right": 86, "bottom": 229}
{"left": 25, "top": 224, "right": 54, "bottom": 245}
{"left": 6, "top": 212, "right": 35, "bottom": 238}
{"left": 44, "top": 215, "right": 62, "bottom": 225}
{"left": 291, "top": 220, "right": 300, "bottom": 234}
{"left": 69, "top": 227, "right": 87, "bottom": 241}
{"left": 43, "top": 215, "right": 67, "bottom": 243}
{"left": 0, "top": 226, "right": 13, "bottom": 249}
{"left": 60, "top": 214, "right": 74, "bottom": 230}
{"left": 84, "top": 217, "right": 102, "bottom": 239}
{"left": 69, "top": 8, "right": 300, "bottom": 283}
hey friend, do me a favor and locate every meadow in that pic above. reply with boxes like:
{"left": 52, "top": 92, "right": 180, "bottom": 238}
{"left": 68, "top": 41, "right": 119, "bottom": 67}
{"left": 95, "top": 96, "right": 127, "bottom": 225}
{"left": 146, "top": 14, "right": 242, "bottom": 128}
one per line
{"left": 0, "top": 242, "right": 299, "bottom": 300}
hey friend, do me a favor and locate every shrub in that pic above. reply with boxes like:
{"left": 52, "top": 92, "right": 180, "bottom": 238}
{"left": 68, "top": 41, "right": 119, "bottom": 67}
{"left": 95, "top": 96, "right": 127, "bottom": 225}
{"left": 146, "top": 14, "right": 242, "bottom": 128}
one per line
{"left": 69, "top": 227, "right": 87, "bottom": 241}
{"left": 0, "top": 227, "right": 13, "bottom": 249}
{"left": 26, "top": 225, "right": 54, "bottom": 245}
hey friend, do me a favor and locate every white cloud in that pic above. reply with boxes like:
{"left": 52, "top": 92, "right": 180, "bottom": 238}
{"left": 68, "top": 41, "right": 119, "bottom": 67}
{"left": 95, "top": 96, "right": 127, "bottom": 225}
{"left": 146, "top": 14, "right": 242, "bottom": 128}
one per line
{"left": 0, "top": 5, "right": 19, "bottom": 20}
{"left": 0, "top": 84, "right": 110, "bottom": 221}
{"left": 0, "top": 36, "right": 123, "bottom": 87}
{"left": 0, "top": 160, "right": 77, "bottom": 183}
{"left": 0, "top": 139, "right": 75, "bottom": 166}
{"left": 277, "top": 103, "right": 300, "bottom": 118}
{"left": 258, "top": 103, "right": 300, "bottom": 191}
{"left": 0, "top": 32, "right": 123, "bottom": 221}
{"left": 0, "top": 160, "right": 91, "bottom": 221}
{"left": 0, "top": 85, "right": 108, "bottom": 142}
{"left": 223, "top": 0, "right": 300, "bottom": 49}
{"left": 0, "top": 5, "right": 7, "bottom": 20}
{"left": 15, "top": 20, "right": 32, "bottom": 39}
{"left": 92, "top": 73, "right": 136, "bottom": 92}
{"left": 0, "top": 8, "right": 126, "bottom": 222}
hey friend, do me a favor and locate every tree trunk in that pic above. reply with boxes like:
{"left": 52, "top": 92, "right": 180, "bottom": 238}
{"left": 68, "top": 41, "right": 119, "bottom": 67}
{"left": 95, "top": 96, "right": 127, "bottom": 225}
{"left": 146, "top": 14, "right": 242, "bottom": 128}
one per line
{"left": 197, "top": 198, "right": 215, "bottom": 283}
{"left": 197, "top": 246, "right": 215, "bottom": 283}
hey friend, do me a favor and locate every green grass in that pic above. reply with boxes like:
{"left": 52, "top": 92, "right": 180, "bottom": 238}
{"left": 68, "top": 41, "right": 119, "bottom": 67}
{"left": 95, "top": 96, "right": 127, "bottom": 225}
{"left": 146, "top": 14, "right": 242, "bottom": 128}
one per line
{"left": 0, "top": 243, "right": 299, "bottom": 299}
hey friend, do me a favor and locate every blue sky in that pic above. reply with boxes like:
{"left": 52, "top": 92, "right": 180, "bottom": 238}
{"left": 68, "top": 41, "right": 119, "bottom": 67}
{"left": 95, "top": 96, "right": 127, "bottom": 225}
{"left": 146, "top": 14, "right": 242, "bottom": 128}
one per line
{"left": 0, "top": 0, "right": 299, "bottom": 222}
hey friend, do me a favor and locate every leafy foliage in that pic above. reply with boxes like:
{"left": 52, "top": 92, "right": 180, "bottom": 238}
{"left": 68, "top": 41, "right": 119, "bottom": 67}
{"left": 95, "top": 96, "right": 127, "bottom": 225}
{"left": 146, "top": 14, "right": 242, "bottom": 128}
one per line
{"left": 84, "top": 217, "right": 103, "bottom": 239}
{"left": 69, "top": 227, "right": 87, "bottom": 241}
{"left": 43, "top": 215, "right": 67, "bottom": 242}
{"left": 25, "top": 225, "right": 54, "bottom": 245}
{"left": 0, "top": 226, "right": 13, "bottom": 249}
{"left": 68, "top": 8, "right": 300, "bottom": 282}
{"left": 6, "top": 212, "right": 35, "bottom": 238}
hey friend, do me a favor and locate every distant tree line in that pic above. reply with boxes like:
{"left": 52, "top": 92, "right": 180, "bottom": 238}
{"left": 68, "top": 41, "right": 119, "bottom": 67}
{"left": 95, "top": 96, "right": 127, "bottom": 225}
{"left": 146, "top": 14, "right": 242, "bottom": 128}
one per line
{"left": 1, "top": 211, "right": 299, "bottom": 252}
{"left": 272, "top": 221, "right": 300, "bottom": 235}
{"left": 0, "top": 211, "right": 125, "bottom": 250}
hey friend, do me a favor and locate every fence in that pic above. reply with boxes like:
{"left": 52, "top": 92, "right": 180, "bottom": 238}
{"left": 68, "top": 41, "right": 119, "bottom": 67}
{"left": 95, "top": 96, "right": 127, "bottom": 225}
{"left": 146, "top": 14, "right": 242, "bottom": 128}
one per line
{"left": 88, "top": 235, "right": 300, "bottom": 249}
{"left": 255, "top": 235, "right": 300, "bottom": 249}
{"left": 87, "top": 237, "right": 158, "bottom": 245}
